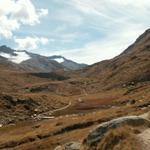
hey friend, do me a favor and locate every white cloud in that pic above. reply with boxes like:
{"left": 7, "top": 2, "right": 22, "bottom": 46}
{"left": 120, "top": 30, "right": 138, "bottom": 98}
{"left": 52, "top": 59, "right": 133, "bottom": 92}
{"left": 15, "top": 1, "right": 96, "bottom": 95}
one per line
{"left": 39, "top": 9, "right": 49, "bottom": 17}
{"left": 45, "top": 24, "right": 145, "bottom": 64}
{"left": 47, "top": 27, "right": 84, "bottom": 43}
{"left": 1, "top": 0, "right": 150, "bottom": 64}
{"left": 0, "top": 16, "right": 20, "bottom": 38}
{"left": 0, "top": 0, "right": 48, "bottom": 38}
{"left": 14, "top": 36, "right": 49, "bottom": 50}
{"left": 50, "top": 10, "right": 83, "bottom": 26}
{"left": 46, "top": 0, "right": 150, "bottom": 64}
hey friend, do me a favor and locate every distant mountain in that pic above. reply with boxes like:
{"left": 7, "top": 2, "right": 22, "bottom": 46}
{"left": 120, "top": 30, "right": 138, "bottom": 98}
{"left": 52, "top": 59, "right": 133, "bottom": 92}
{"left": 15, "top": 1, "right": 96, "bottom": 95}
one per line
{"left": 48, "top": 55, "right": 87, "bottom": 70}
{"left": 0, "top": 46, "right": 87, "bottom": 72}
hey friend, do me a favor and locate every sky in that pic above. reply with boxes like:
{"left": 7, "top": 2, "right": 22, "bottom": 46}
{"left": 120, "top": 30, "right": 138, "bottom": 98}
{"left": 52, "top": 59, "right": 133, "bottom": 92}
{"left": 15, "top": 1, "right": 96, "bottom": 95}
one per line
{"left": 0, "top": 0, "right": 150, "bottom": 64}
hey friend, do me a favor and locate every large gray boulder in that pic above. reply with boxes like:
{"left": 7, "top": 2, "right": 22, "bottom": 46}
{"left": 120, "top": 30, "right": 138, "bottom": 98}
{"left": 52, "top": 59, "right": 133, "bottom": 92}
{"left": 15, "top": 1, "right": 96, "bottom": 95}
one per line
{"left": 83, "top": 116, "right": 150, "bottom": 146}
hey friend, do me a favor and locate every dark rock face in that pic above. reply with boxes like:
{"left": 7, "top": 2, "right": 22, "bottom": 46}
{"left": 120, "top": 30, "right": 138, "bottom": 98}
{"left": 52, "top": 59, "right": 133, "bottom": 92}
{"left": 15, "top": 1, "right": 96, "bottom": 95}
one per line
{"left": 83, "top": 116, "right": 150, "bottom": 146}
{"left": 0, "top": 45, "right": 16, "bottom": 55}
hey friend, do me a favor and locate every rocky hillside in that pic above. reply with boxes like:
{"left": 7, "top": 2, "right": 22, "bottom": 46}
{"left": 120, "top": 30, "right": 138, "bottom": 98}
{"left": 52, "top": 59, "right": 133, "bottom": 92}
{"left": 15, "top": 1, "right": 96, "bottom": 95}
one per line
{"left": 83, "top": 29, "right": 150, "bottom": 89}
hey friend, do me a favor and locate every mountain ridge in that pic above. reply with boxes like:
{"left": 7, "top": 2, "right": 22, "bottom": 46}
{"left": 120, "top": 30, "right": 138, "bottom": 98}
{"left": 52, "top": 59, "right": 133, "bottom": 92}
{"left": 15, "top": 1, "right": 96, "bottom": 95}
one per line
{"left": 76, "top": 29, "right": 150, "bottom": 90}
{"left": 0, "top": 45, "right": 87, "bottom": 72}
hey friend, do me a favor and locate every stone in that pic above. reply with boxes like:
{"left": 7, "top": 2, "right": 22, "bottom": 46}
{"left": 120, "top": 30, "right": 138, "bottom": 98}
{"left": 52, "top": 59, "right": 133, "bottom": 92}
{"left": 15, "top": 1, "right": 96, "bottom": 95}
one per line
{"left": 54, "top": 141, "right": 81, "bottom": 150}
{"left": 54, "top": 145, "right": 63, "bottom": 150}
{"left": 83, "top": 116, "right": 150, "bottom": 146}
{"left": 65, "top": 141, "right": 81, "bottom": 150}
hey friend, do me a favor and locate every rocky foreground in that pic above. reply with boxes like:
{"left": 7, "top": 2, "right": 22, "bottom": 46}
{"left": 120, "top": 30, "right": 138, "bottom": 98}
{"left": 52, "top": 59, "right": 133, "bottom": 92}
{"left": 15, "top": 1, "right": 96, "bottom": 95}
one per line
{"left": 54, "top": 113, "right": 150, "bottom": 150}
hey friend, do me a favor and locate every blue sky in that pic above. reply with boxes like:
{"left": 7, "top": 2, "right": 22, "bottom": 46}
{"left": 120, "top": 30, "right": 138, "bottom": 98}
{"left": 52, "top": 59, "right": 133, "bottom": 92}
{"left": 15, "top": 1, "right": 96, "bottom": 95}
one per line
{"left": 0, "top": 0, "right": 150, "bottom": 64}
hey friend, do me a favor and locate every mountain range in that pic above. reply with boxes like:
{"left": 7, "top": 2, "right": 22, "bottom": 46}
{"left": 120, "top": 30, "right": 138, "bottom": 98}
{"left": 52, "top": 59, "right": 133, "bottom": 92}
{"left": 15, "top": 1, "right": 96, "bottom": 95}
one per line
{"left": 0, "top": 45, "right": 87, "bottom": 72}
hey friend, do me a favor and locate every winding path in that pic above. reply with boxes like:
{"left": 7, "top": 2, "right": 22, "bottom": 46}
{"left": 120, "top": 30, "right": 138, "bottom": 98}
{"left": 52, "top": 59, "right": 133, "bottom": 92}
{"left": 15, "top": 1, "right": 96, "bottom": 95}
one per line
{"left": 49, "top": 101, "right": 72, "bottom": 114}
{"left": 36, "top": 101, "right": 72, "bottom": 119}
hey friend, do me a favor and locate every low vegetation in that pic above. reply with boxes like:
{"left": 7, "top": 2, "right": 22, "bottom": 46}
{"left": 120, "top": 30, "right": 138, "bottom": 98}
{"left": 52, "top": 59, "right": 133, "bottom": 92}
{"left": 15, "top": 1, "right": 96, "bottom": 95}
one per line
{"left": 84, "top": 126, "right": 142, "bottom": 150}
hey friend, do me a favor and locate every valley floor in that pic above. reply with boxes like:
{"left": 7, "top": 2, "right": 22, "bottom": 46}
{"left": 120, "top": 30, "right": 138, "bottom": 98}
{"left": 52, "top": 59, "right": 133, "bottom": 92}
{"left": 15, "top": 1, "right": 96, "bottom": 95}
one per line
{"left": 0, "top": 81, "right": 150, "bottom": 150}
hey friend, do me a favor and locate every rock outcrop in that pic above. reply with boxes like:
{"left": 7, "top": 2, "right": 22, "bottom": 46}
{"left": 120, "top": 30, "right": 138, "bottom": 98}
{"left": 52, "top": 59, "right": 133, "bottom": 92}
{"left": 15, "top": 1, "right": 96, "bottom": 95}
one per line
{"left": 54, "top": 116, "right": 150, "bottom": 150}
{"left": 83, "top": 116, "right": 150, "bottom": 147}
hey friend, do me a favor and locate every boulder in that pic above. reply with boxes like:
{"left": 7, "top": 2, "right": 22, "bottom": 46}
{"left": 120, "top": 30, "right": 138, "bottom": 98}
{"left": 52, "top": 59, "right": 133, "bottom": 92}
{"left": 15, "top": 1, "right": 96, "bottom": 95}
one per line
{"left": 83, "top": 116, "right": 150, "bottom": 146}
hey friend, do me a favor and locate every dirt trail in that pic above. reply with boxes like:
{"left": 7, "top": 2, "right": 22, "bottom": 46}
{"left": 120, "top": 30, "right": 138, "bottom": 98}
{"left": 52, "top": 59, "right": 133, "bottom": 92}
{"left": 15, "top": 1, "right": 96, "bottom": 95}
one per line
{"left": 36, "top": 101, "right": 72, "bottom": 119}
{"left": 50, "top": 101, "right": 72, "bottom": 114}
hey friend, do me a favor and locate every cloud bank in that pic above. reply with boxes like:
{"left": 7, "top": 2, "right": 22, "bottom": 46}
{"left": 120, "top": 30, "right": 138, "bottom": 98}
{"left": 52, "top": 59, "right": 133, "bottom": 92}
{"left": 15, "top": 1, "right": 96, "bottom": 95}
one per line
{"left": 46, "top": 0, "right": 150, "bottom": 64}
{"left": 0, "top": 0, "right": 48, "bottom": 38}
{"left": 15, "top": 36, "right": 49, "bottom": 50}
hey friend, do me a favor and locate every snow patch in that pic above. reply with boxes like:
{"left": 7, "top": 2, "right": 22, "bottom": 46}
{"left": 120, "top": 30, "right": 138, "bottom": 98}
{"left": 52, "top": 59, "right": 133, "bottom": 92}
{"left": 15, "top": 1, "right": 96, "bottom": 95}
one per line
{"left": 53, "top": 58, "right": 64, "bottom": 63}
{"left": 0, "top": 52, "right": 11, "bottom": 58}
{"left": 0, "top": 51, "right": 31, "bottom": 64}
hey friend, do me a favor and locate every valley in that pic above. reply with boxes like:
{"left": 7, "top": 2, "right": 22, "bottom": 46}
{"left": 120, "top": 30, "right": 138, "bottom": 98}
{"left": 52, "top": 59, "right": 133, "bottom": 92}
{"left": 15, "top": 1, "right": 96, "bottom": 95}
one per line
{"left": 0, "top": 29, "right": 150, "bottom": 150}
